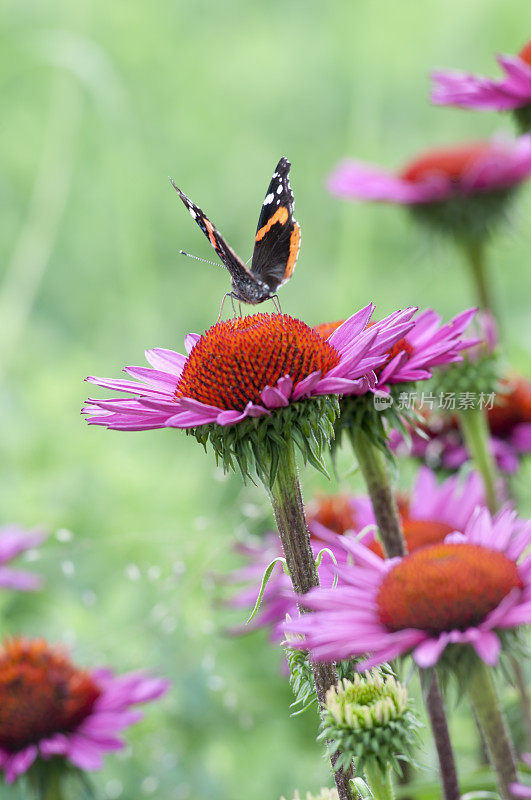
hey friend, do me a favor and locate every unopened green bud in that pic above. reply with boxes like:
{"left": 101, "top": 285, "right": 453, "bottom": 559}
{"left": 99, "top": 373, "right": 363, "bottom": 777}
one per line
{"left": 320, "top": 669, "right": 420, "bottom": 774}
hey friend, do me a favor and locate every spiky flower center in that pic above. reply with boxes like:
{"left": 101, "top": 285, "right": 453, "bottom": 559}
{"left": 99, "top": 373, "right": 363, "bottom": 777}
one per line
{"left": 307, "top": 494, "right": 357, "bottom": 536}
{"left": 369, "top": 518, "right": 454, "bottom": 558}
{"left": 0, "top": 638, "right": 101, "bottom": 752}
{"left": 518, "top": 40, "right": 531, "bottom": 66}
{"left": 325, "top": 671, "right": 408, "bottom": 731}
{"left": 400, "top": 143, "right": 490, "bottom": 184}
{"left": 386, "top": 337, "right": 414, "bottom": 363}
{"left": 377, "top": 543, "right": 522, "bottom": 634}
{"left": 175, "top": 314, "right": 340, "bottom": 412}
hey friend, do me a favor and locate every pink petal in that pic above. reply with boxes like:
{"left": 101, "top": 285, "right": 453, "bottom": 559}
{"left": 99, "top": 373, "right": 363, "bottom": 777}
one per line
{"left": 144, "top": 348, "right": 186, "bottom": 375}
{"left": 184, "top": 333, "right": 200, "bottom": 353}
{"left": 66, "top": 734, "right": 105, "bottom": 771}
{"left": 413, "top": 634, "right": 450, "bottom": 667}
{"left": 327, "top": 304, "right": 375, "bottom": 349}
{"left": 471, "top": 630, "right": 501, "bottom": 665}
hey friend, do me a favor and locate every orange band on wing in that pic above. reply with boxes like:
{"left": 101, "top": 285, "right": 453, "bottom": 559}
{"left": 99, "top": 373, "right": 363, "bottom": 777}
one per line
{"left": 284, "top": 222, "right": 300, "bottom": 279}
{"left": 255, "top": 206, "right": 289, "bottom": 242}
{"left": 204, "top": 218, "right": 217, "bottom": 247}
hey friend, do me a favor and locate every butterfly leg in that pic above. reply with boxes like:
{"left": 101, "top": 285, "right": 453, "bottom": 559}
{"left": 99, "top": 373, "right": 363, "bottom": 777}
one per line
{"left": 217, "top": 292, "right": 233, "bottom": 323}
{"left": 271, "top": 294, "right": 283, "bottom": 314}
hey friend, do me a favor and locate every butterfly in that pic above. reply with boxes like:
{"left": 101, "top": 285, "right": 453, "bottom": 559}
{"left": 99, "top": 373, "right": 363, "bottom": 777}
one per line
{"left": 170, "top": 157, "right": 300, "bottom": 306}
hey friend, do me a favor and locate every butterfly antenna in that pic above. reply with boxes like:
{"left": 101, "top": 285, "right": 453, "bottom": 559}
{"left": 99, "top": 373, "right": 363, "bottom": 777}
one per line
{"left": 179, "top": 250, "right": 219, "bottom": 268}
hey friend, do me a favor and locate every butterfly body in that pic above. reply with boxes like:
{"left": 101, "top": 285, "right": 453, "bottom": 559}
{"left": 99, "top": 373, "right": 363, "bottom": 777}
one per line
{"left": 171, "top": 157, "right": 300, "bottom": 305}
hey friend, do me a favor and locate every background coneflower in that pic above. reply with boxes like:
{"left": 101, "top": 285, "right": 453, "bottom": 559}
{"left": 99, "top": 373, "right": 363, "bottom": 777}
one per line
{"left": 327, "top": 136, "right": 531, "bottom": 311}
{"left": 0, "top": 638, "right": 169, "bottom": 791}
{"left": 287, "top": 508, "right": 531, "bottom": 800}
{"left": 0, "top": 525, "right": 47, "bottom": 592}
{"left": 432, "top": 40, "right": 531, "bottom": 132}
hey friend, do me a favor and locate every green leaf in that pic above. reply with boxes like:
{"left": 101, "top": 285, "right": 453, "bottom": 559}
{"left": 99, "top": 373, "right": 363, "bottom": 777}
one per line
{"left": 246, "top": 556, "right": 288, "bottom": 623}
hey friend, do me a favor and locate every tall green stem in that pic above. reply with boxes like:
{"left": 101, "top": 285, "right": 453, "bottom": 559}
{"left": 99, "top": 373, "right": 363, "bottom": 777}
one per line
{"left": 349, "top": 430, "right": 461, "bottom": 800}
{"left": 458, "top": 405, "right": 499, "bottom": 513}
{"left": 348, "top": 430, "right": 404, "bottom": 558}
{"left": 268, "top": 436, "right": 354, "bottom": 800}
{"left": 459, "top": 407, "right": 531, "bottom": 745}
{"left": 467, "top": 655, "right": 518, "bottom": 799}
{"left": 463, "top": 239, "right": 493, "bottom": 312}
{"left": 419, "top": 670, "right": 462, "bottom": 800}
{"left": 364, "top": 760, "right": 394, "bottom": 800}
{"left": 27, "top": 763, "right": 66, "bottom": 800}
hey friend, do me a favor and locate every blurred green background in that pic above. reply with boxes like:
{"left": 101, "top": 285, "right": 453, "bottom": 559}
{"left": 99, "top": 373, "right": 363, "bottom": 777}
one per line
{"left": 1, "top": 0, "right": 530, "bottom": 797}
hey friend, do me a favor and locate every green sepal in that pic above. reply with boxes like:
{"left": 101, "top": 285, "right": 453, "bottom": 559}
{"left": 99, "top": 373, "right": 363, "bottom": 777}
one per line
{"left": 26, "top": 758, "right": 98, "bottom": 800}
{"left": 332, "top": 384, "right": 423, "bottom": 463}
{"left": 514, "top": 103, "right": 531, "bottom": 133}
{"left": 187, "top": 395, "right": 340, "bottom": 486}
{"left": 428, "top": 351, "right": 503, "bottom": 399}
{"left": 284, "top": 648, "right": 365, "bottom": 717}
{"left": 435, "top": 631, "right": 528, "bottom": 695}
{"left": 408, "top": 187, "right": 518, "bottom": 243}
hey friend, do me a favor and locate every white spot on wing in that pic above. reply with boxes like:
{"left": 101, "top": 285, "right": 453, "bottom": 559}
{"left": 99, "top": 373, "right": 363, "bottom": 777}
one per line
{"left": 189, "top": 208, "right": 197, "bottom": 219}
{"left": 276, "top": 184, "right": 283, "bottom": 194}
{"left": 264, "top": 193, "right": 274, "bottom": 205}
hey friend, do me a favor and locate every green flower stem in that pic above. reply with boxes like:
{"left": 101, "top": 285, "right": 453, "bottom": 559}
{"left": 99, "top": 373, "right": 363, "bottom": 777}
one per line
{"left": 511, "top": 653, "right": 531, "bottom": 747}
{"left": 458, "top": 405, "right": 499, "bottom": 513}
{"left": 459, "top": 407, "right": 531, "bottom": 742}
{"left": 27, "top": 765, "right": 66, "bottom": 800}
{"left": 514, "top": 104, "right": 531, "bottom": 133}
{"left": 466, "top": 655, "right": 518, "bottom": 799}
{"left": 463, "top": 239, "right": 493, "bottom": 312}
{"left": 268, "top": 435, "right": 355, "bottom": 800}
{"left": 420, "top": 670, "right": 462, "bottom": 800}
{"left": 364, "top": 759, "right": 394, "bottom": 800}
{"left": 349, "top": 430, "right": 404, "bottom": 558}
{"left": 350, "top": 430, "right": 460, "bottom": 800}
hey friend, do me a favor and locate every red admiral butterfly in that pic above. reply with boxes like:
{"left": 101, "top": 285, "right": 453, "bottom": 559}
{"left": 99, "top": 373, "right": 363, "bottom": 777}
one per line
{"left": 170, "top": 157, "right": 300, "bottom": 305}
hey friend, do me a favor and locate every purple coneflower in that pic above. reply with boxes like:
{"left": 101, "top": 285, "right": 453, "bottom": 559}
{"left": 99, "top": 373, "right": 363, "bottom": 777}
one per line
{"left": 328, "top": 134, "right": 531, "bottom": 313}
{"left": 287, "top": 507, "right": 530, "bottom": 669}
{"left": 328, "top": 136, "right": 531, "bottom": 207}
{"left": 229, "top": 468, "right": 485, "bottom": 635}
{"left": 0, "top": 525, "right": 46, "bottom": 592}
{"left": 315, "top": 307, "right": 478, "bottom": 392}
{"left": 84, "top": 306, "right": 415, "bottom": 432}
{"left": 432, "top": 40, "right": 531, "bottom": 131}
{"left": 0, "top": 638, "right": 169, "bottom": 786}
{"left": 84, "top": 305, "right": 417, "bottom": 800}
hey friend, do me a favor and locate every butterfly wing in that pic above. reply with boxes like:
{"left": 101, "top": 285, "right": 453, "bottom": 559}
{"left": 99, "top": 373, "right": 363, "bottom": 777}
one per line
{"left": 170, "top": 179, "right": 251, "bottom": 282}
{"left": 250, "top": 157, "right": 301, "bottom": 292}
